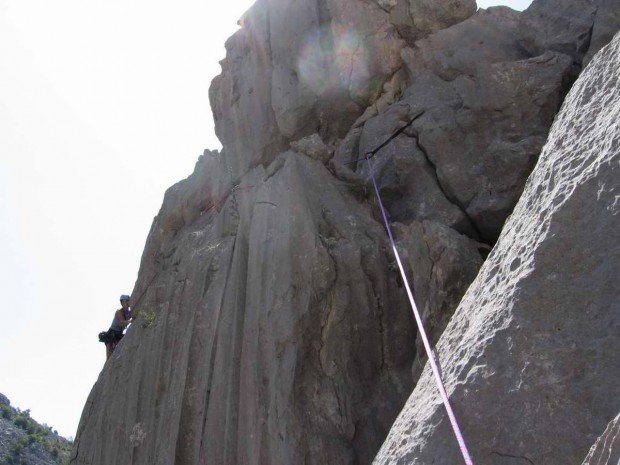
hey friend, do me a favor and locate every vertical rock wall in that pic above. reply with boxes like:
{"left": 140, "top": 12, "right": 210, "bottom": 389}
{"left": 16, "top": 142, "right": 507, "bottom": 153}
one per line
{"left": 71, "top": 1, "right": 620, "bottom": 464}
{"left": 375, "top": 32, "right": 620, "bottom": 465}
{"left": 72, "top": 153, "right": 418, "bottom": 464}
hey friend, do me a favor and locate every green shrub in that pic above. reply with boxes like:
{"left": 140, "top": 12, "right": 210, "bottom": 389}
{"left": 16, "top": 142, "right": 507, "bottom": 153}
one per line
{"left": 2, "top": 407, "right": 73, "bottom": 465}
{"left": 13, "top": 442, "right": 24, "bottom": 455}
{"left": 140, "top": 309, "right": 157, "bottom": 328}
{"left": 13, "top": 415, "right": 29, "bottom": 430}
{"left": 1, "top": 404, "right": 12, "bottom": 420}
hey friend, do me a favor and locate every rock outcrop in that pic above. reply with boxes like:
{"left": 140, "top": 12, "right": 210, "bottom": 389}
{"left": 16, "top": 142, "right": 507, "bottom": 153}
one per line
{"left": 518, "top": 0, "right": 620, "bottom": 64}
{"left": 581, "top": 413, "right": 620, "bottom": 465}
{"left": 209, "top": 0, "right": 480, "bottom": 178}
{"left": 72, "top": 152, "right": 417, "bottom": 464}
{"left": 347, "top": 5, "right": 578, "bottom": 243}
{"left": 0, "top": 393, "right": 72, "bottom": 465}
{"left": 71, "top": 0, "right": 620, "bottom": 463}
{"left": 375, "top": 32, "right": 620, "bottom": 465}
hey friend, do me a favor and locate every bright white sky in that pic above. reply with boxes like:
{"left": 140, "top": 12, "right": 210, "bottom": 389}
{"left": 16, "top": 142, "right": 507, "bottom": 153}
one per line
{"left": 0, "top": 0, "right": 532, "bottom": 439}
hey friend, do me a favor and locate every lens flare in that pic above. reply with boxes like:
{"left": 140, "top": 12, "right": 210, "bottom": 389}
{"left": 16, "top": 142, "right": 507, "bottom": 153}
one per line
{"left": 298, "top": 25, "right": 370, "bottom": 101}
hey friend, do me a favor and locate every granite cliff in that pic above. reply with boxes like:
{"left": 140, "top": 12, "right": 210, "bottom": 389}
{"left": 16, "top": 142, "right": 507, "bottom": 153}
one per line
{"left": 71, "top": 0, "right": 619, "bottom": 464}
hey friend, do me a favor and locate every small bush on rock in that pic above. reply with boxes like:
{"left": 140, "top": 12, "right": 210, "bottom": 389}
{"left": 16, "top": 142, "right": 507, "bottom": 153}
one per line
{"left": 140, "top": 309, "right": 157, "bottom": 328}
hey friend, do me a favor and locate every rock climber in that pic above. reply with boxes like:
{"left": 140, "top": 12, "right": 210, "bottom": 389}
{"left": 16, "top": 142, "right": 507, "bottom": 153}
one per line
{"left": 105, "top": 294, "right": 133, "bottom": 359}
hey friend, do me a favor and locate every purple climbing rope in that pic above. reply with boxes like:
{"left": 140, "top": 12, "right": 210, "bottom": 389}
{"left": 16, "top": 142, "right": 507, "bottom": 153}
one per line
{"left": 364, "top": 153, "right": 475, "bottom": 465}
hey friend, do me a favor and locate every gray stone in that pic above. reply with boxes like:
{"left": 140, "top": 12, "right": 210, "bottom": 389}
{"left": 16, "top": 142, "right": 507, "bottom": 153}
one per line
{"left": 71, "top": 153, "right": 416, "bottom": 465}
{"left": 518, "top": 0, "right": 597, "bottom": 61}
{"left": 374, "top": 33, "right": 620, "bottom": 465}
{"left": 151, "top": 150, "right": 227, "bottom": 239}
{"left": 518, "top": 0, "right": 620, "bottom": 64}
{"left": 387, "top": 0, "right": 477, "bottom": 45}
{"left": 402, "top": 7, "right": 527, "bottom": 82}
{"left": 352, "top": 69, "right": 408, "bottom": 129}
{"left": 267, "top": 0, "right": 322, "bottom": 140}
{"left": 393, "top": 221, "right": 485, "bottom": 381}
{"left": 320, "top": 0, "right": 406, "bottom": 109}
{"left": 210, "top": 0, "right": 408, "bottom": 178}
{"left": 581, "top": 413, "right": 620, "bottom": 465}
{"left": 71, "top": 3, "right": 620, "bottom": 464}
{"left": 586, "top": 0, "right": 620, "bottom": 64}
{"left": 328, "top": 127, "right": 370, "bottom": 199}
{"left": 390, "top": 7, "right": 574, "bottom": 242}
{"left": 357, "top": 7, "right": 574, "bottom": 242}
{"left": 357, "top": 44, "right": 573, "bottom": 242}
{"left": 356, "top": 102, "right": 475, "bottom": 235}
{"left": 209, "top": 1, "right": 288, "bottom": 177}
{"left": 290, "top": 133, "right": 333, "bottom": 163}
{"left": 404, "top": 51, "right": 573, "bottom": 241}
{"left": 210, "top": 0, "right": 481, "bottom": 181}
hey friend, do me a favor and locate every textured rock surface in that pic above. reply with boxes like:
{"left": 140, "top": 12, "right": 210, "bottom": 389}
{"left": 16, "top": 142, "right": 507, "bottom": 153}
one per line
{"left": 581, "top": 413, "right": 620, "bottom": 465}
{"left": 356, "top": 7, "right": 575, "bottom": 242}
{"left": 209, "top": 0, "right": 480, "bottom": 178}
{"left": 209, "top": 0, "right": 404, "bottom": 176}
{"left": 357, "top": 102, "right": 474, "bottom": 233}
{"left": 518, "top": 0, "right": 620, "bottom": 64}
{"left": 71, "top": 153, "right": 416, "bottom": 465}
{"left": 393, "top": 221, "right": 485, "bottom": 380}
{"left": 404, "top": 51, "right": 572, "bottom": 241}
{"left": 375, "top": 33, "right": 620, "bottom": 465}
{"left": 290, "top": 133, "right": 333, "bottom": 163}
{"left": 586, "top": 0, "right": 620, "bottom": 63}
{"left": 518, "top": 0, "right": 597, "bottom": 61}
{"left": 72, "top": 0, "right": 620, "bottom": 463}
{"left": 385, "top": 0, "right": 476, "bottom": 45}
{"left": 403, "top": 7, "right": 527, "bottom": 81}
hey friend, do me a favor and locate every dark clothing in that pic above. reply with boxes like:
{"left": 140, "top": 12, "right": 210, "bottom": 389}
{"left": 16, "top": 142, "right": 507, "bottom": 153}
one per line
{"left": 108, "top": 329, "right": 124, "bottom": 342}
{"left": 106, "top": 309, "right": 131, "bottom": 357}
{"left": 105, "top": 330, "right": 124, "bottom": 355}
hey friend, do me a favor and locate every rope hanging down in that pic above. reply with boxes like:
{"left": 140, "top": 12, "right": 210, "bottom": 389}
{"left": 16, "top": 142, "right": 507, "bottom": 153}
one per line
{"left": 362, "top": 130, "right": 474, "bottom": 465}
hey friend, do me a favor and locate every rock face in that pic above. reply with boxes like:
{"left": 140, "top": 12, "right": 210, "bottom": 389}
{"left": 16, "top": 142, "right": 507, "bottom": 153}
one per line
{"left": 352, "top": 6, "right": 576, "bottom": 243}
{"left": 209, "top": 0, "right": 479, "bottom": 177}
{"left": 72, "top": 0, "right": 620, "bottom": 463}
{"left": 518, "top": 0, "right": 620, "bottom": 64}
{"left": 374, "top": 32, "right": 620, "bottom": 465}
{"left": 71, "top": 153, "right": 417, "bottom": 465}
{"left": 392, "top": 221, "right": 485, "bottom": 381}
{"left": 581, "top": 413, "right": 620, "bottom": 465}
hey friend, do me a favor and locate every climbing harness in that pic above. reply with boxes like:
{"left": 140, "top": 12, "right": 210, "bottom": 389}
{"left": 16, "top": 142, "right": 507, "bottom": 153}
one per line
{"left": 362, "top": 119, "right": 475, "bottom": 465}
